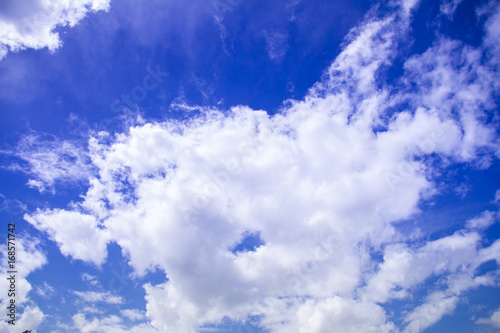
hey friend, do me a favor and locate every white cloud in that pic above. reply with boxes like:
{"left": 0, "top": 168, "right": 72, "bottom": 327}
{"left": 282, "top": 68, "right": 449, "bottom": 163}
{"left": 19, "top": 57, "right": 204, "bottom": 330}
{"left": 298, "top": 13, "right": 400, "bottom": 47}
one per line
{"left": 20, "top": 1, "right": 500, "bottom": 332}
{"left": 290, "top": 297, "right": 396, "bottom": 333}
{"left": 121, "top": 309, "right": 146, "bottom": 322}
{"left": 454, "top": 183, "right": 469, "bottom": 198}
{"left": 440, "top": 0, "right": 463, "bottom": 17}
{"left": 263, "top": 30, "right": 288, "bottom": 61}
{"left": 0, "top": 236, "right": 47, "bottom": 331}
{"left": 400, "top": 38, "right": 498, "bottom": 164}
{"left": 466, "top": 210, "right": 497, "bottom": 230}
{"left": 404, "top": 292, "right": 458, "bottom": 333}
{"left": 483, "top": 1, "right": 500, "bottom": 69}
{"left": 81, "top": 273, "right": 100, "bottom": 286}
{"left": 72, "top": 313, "right": 156, "bottom": 333}
{"left": 363, "top": 231, "right": 484, "bottom": 306}
{"left": 81, "top": 306, "right": 104, "bottom": 314}
{"left": 5, "top": 133, "right": 96, "bottom": 193}
{"left": 0, "top": 0, "right": 110, "bottom": 59}
{"left": 25, "top": 209, "right": 110, "bottom": 265}
{"left": 0, "top": 193, "right": 27, "bottom": 212}
{"left": 0, "top": 305, "right": 45, "bottom": 331}
{"left": 82, "top": 272, "right": 97, "bottom": 281}
{"left": 399, "top": 232, "right": 500, "bottom": 332}
{"left": 400, "top": 0, "right": 421, "bottom": 16}
{"left": 476, "top": 307, "right": 500, "bottom": 329}
{"left": 35, "top": 281, "right": 55, "bottom": 299}
{"left": 73, "top": 291, "right": 124, "bottom": 305}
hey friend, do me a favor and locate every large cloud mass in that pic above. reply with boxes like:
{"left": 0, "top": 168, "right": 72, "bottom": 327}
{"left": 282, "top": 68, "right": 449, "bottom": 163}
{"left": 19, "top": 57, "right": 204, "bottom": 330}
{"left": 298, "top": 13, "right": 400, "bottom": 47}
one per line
{"left": 23, "top": 0, "right": 500, "bottom": 332}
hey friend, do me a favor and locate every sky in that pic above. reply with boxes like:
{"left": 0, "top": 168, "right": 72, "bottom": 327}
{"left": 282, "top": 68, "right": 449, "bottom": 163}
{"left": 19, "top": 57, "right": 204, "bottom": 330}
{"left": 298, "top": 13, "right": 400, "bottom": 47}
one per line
{"left": 0, "top": 0, "right": 500, "bottom": 332}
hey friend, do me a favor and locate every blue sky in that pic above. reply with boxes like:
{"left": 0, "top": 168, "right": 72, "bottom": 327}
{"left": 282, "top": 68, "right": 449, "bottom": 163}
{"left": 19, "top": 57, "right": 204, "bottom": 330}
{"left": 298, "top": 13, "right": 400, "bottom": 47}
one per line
{"left": 1, "top": 0, "right": 500, "bottom": 332}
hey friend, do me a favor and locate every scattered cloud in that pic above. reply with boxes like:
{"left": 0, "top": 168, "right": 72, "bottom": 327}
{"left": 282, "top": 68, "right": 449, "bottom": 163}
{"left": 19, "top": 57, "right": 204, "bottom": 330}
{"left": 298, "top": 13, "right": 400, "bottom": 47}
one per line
{"left": 72, "top": 313, "right": 156, "bottom": 332}
{"left": 440, "top": 0, "right": 464, "bottom": 18}
{"left": 35, "top": 281, "right": 55, "bottom": 299}
{"left": 82, "top": 273, "right": 100, "bottom": 286}
{"left": 73, "top": 291, "right": 124, "bottom": 305}
{"left": 121, "top": 309, "right": 146, "bottom": 322}
{"left": 466, "top": 210, "right": 497, "bottom": 230}
{"left": 0, "top": 193, "right": 27, "bottom": 212}
{"left": 4, "top": 133, "right": 96, "bottom": 193}
{"left": 82, "top": 273, "right": 98, "bottom": 281}
{"left": 454, "top": 183, "right": 469, "bottom": 198}
{"left": 81, "top": 306, "right": 104, "bottom": 314}
{"left": 263, "top": 30, "right": 288, "bottom": 61}
{"left": 404, "top": 292, "right": 458, "bottom": 333}
{"left": 476, "top": 307, "right": 500, "bottom": 329}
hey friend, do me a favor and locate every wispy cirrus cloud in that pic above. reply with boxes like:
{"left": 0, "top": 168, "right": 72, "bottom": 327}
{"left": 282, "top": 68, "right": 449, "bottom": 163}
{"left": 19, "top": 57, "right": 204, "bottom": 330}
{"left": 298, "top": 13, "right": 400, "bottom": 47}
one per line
{"left": 3, "top": 133, "right": 96, "bottom": 193}
{"left": 35, "top": 281, "right": 55, "bottom": 299}
{"left": 0, "top": 193, "right": 27, "bottom": 213}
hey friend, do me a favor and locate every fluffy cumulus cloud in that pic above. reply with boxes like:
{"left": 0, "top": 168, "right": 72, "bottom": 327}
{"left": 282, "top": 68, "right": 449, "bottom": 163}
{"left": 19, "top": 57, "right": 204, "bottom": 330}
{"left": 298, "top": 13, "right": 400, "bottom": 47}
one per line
{"left": 25, "top": 209, "right": 110, "bottom": 265}
{"left": 0, "top": 0, "right": 110, "bottom": 59}
{"left": 22, "top": 0, "right": 500, "bottom": 332}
